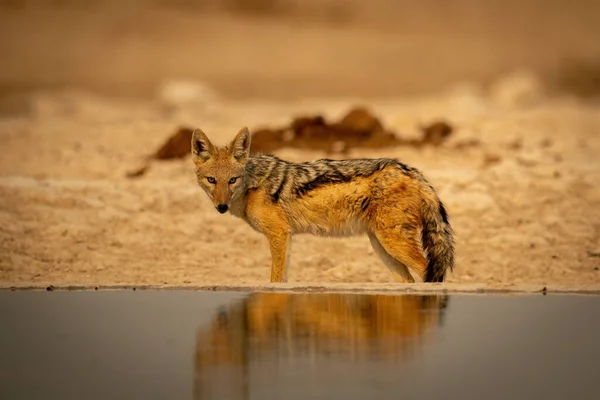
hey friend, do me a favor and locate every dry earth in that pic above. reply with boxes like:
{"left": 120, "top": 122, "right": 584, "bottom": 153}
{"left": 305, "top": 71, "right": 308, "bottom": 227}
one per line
{"left": 1, "top": 72, "right": 599, "bottom": 288}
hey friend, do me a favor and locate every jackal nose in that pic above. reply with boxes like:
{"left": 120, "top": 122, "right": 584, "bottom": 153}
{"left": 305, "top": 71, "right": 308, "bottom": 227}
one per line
{"left": 216, "top": 204, "right": 228, "bottom": 214}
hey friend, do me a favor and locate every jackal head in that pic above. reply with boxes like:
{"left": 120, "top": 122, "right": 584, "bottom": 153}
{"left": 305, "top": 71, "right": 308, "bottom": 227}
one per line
{"left": 191, "top": 127, "right": 251, "bottom": 214}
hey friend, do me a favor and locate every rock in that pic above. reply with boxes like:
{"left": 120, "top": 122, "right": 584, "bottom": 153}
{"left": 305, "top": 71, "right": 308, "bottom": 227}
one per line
{"left": 157, "top": 80, "right": 219, "bottom": 109}
{"left": 489, "top": 70, "right": 545, "bottom": 109}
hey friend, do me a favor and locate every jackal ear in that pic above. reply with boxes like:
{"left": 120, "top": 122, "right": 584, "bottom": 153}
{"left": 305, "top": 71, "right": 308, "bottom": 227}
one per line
{"left": 191, "top": 129, "right": 214, "bottom": 161}
{"left": 229, "top": 127, "right": 251, "bottom": 162}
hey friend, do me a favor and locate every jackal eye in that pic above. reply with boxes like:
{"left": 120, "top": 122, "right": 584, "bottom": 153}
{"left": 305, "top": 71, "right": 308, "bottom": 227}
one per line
{"left": 229, "top": 177, "right": 238, "bottom": 184}
{"left": 206, "top": 177, "right": 216, "bottom": 184}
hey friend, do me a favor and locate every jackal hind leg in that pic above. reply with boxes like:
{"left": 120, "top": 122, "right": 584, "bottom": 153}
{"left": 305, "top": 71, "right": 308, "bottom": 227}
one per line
{"left": 368, "top": 227, "right": 428, "bottom": 283}
{"left": 368, "top": 232, "right": 414, "bottom": 283}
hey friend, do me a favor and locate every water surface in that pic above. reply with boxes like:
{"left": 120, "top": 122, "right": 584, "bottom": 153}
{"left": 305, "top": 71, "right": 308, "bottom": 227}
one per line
{"left": 0, "top": 291, "right": 598, "bottom": 399}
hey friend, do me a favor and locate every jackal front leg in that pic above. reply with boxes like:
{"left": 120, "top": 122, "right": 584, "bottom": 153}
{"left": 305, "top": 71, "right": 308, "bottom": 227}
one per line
{"left": 267, "top": 232, "right": 291, "bottom": 283}
{"left": 244, "top": 189, "right": 292, "bottom": 283}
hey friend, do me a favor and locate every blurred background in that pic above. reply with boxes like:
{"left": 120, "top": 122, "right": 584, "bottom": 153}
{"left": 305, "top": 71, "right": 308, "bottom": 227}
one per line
{"left": 1, "top": 0, "right": 599, "bottom": 101}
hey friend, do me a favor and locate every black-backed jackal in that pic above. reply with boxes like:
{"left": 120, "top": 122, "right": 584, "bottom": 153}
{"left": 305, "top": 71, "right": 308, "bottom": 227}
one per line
{"left": 191, "top": 127, "right": 454, "bottom": 283}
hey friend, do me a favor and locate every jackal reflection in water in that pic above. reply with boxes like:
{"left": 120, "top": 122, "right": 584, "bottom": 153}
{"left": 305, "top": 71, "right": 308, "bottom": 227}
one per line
{"left": 193, "top": 293, "right": 449, "bottom": 399}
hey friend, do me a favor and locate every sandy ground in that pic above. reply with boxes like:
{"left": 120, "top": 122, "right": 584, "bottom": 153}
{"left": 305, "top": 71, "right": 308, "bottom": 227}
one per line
{"left": 0, "top": 71, "right": 599, "bottom": 288}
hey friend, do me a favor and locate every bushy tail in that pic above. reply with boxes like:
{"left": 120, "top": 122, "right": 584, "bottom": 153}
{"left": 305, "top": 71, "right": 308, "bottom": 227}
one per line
{"left": 420, "top": 190, "right": 455, "bottom": 282}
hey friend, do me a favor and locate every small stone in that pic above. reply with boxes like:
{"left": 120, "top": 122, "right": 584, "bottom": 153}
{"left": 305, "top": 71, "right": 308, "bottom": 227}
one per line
{"left": 489, "top": 70, "right": 545, "bottom": 109}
